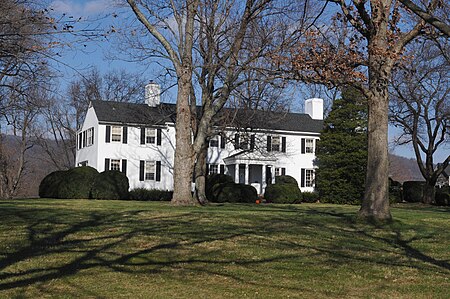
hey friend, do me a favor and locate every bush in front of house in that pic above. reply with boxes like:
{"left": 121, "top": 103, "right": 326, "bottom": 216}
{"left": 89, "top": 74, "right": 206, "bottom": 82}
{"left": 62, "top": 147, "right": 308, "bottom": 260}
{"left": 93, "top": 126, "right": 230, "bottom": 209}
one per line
{"left": 129, "top": 188, "right": 173, "bottom": 201}
{"left": 90, "top": 170, "right": 129, "bottom": 200}
{"left": 435, "top": 186, "right": 449, "bottom": 206}
{"left": 205, "top": 174, "right": 234, "bottom": 200}
{"left": 403, "top": 181, "right": 425, "bottom": 203}
{"left": 39, "top": 170, "right": 67, "bottom": 198}
{"left": 275, "top": 175, "right": 298, "bottom": 185}
{"left": 389, "top": 178, "right": 403, "bottom": 204}
{"left": 302, "top": 191, "right": 320, "bottom": 203}
{"left": 57, "top": 166, "right": 99, "bottom": 199}
{"left": 207, "top": 180, "right": 258, "bottom": 203}
{"left": 264, "top": 183, "right": 302, "bottom": 204}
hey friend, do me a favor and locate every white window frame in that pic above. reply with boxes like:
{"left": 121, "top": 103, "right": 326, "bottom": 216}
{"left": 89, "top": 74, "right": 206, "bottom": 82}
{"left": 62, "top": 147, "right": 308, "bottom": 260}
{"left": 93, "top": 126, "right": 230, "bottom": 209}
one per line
{"left": 272, "top": 136, "right": 281, "bottom": 152}
{"left": 305, "top": 138, "right": 314, "bottom": 153}
{"left": 209, "top": 135, "right": 219, "bottom": 147}
{"left": 275, "top": 167, "right": 281, "bottom": 176}
{"left": 111, "top": 126, "right": 122, "bottom": 142}
{"left": 305, "top": 169, "right": 315, "bottom": 187}
{"left": 110, "top": 159, "right": 121, "bottom": 171}
{"left": 209, "top": 164, "right": 219, "bottom": 175}
{"left": 146, "top": 128, "right": 156, "bottom": 144}
{"left": 145, "top": 161, "right": 156, "bottom": 180}
{"left": 86, "top": 127, "right": 94, "bottom": 146}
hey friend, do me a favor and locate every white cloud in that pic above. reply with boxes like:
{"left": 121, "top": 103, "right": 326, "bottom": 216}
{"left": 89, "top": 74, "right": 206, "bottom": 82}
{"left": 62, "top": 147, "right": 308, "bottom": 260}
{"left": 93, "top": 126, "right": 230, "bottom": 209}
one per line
{"left": 49, "top": 0, "right": 114, "bottom": 17}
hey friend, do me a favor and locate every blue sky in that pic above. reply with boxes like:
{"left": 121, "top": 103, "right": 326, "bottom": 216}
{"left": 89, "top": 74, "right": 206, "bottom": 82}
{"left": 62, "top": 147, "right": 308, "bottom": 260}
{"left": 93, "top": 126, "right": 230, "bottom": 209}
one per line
{"left": 49, "top": 0, "right": 448, "bottom": 163}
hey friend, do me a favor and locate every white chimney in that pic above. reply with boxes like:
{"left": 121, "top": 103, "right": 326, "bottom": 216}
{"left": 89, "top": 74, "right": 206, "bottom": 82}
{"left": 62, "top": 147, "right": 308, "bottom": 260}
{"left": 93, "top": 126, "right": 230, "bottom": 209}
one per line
{"left": 305, "top": 98, "right": 323, "bottom": 120}
{"left": 145, "top": 81, "right": 160, "bottom": 107}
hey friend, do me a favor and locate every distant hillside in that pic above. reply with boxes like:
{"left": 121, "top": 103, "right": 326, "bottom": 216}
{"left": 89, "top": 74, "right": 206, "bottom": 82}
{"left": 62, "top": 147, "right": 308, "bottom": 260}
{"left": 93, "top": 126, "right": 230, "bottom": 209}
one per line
{"left": 389, "top": 153, "right": 424, "bottom": 183}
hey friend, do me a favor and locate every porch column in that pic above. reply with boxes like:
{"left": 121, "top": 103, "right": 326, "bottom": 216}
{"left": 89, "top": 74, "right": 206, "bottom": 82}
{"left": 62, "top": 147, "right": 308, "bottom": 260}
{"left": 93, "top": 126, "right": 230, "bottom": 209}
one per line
{"left": 234, "top": 163, "right": 239, "bottom": 183}
{"left": 270, "top": 165, "right": 275, "bottom": 184}
{"left": 262, "top": 164, "right": 266, "bottom": 190}
{"left": 245, "top": 164, "right": 249, "bottom": 185}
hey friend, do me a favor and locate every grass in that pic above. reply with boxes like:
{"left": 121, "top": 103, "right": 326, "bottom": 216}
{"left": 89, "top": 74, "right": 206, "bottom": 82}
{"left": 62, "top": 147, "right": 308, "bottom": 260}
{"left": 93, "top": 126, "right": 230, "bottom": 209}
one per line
{"left": 0, "top": 199, "right": 449, "bottom": 298}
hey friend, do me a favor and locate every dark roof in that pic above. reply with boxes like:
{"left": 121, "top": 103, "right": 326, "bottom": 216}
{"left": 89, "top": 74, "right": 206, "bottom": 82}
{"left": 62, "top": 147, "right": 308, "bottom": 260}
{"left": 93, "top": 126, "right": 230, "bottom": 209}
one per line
{"left": 92, "top": 100, "right": 323, "bottom": 133}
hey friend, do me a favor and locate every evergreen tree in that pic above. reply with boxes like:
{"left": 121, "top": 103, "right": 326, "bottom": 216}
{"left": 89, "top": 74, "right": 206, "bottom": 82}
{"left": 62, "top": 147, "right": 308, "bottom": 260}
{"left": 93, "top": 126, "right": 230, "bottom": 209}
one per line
{"left": 315, "top": 88, "right": 368, "bottom": 204}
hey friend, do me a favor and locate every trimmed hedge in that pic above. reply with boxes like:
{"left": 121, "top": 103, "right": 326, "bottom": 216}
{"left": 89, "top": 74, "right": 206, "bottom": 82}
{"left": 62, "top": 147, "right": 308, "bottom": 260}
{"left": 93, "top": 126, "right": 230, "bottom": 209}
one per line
{"left": 275, "top": 175, "right": 298, "bottom": 185}
{"left": 57, "top": 166, "right": 99, "bottom": 199}
{"left": 206, "top": 174, "right": 258, "bottom": 203}
{"left": 129, "top": 188, "right": 173, "bottom": 201}
{"left": 403, "top": 181, "right": 425, "bottom": 203}
{"left": 91, "top": 170, "right": 129, "bottom": 200}
{"left": 265, "top": 183, "right": 302, "bottom": 204}
{"left": 389, "top": 178, "right": 403, "bottom": 204}
{"left": 435, "top": 187, "right": 449, "bottom": 206}
{"left": 302, "top": 191, "right": 319, "bottom": 203}
{"left": 39, "top": 170, "right": 66, "bottom": 198}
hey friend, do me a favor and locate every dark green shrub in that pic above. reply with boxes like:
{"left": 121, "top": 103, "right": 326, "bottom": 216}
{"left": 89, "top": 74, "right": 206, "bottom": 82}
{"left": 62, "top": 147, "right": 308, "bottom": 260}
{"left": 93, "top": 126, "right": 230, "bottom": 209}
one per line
{"left": 57, "top": 166, "right": 99, "bottom": 199}
{"left": 208, "top": 182, "right": 258, "bottom": 203}
{"left": 129, "top": 188, "right": 173, "bottom": 201}
{"left": 39, "top": 171, "right": 67, "bottom": 198}
{"left": 264, "top": 183, "right": 302, "bottom": 204}
{"left": 302, "top": 191, "right": 319, "bottom": 203}
{"left": 403, "top": 181, "right": 425, "bottom": 203}
{"left": 389, "top": 178, "right": 403, "bottom": 204}
{"left": 435, "top": 187, "right": 450, "bottom": 206}
{"left": 275, "top": 175, "right": 298, "bottom": 185}
{"left": 237, "top": 184, "right": 258, "bottom": 203}
{"left": 206, "top": 174, "right": 234, "bottom": 200}
{"left": 90, "top": 170, "right": 129, "bottom": 200}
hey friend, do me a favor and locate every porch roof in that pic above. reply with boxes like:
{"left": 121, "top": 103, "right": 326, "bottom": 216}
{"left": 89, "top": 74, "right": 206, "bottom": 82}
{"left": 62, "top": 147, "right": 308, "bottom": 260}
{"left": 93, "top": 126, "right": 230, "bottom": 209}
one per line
{"left": 223, "top": 151, "right": 277, "bottom": 165}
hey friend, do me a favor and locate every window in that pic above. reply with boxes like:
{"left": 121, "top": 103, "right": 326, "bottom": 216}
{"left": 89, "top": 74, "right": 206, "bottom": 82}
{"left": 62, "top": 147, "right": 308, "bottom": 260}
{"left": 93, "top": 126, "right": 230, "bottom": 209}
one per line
{"left": 209, "top": 136, "right": 219, "bottom": 147}
{"left": 305, "top": 169, "right": 315, "bottom": 187}
{"left": 271, "top": 136, "right": 281, "bottom": 151}
{"left": 78, "top": 161, "right": 88, "bottom": 167}
{"left": 110, "top": 159, "right": 121, "bottom": 171}
{"left": 305, "top": 139, "right": 314, "bottom": 153}
{"left": 86, "top": 128, "right": 94, "bottom": 146}
{"left": 209, "top": 164, "right": 218, "bottom": 175}
{"left": 111, "top": 126, "right": 122, "bottom": 142}
{"left": 146, "top": 128, "right": 156, "bottom": 144}
{"left": 145, "top": 161, "right": 156, "bottom": 180}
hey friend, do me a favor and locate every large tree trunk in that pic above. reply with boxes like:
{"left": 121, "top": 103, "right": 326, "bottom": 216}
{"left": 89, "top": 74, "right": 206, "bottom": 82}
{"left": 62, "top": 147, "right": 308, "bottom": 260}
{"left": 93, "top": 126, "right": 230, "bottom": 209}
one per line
{"left": 422, "top": 180, "right": 436, "bottom": 204}
{"left": 194, "top": 144, "right": 208, "bottom": 205}
{"left": 171, "top": 78, "right": 197, "bottom": 205}
{"left": 358, "top": 45, "right": 392, "bottom": 221}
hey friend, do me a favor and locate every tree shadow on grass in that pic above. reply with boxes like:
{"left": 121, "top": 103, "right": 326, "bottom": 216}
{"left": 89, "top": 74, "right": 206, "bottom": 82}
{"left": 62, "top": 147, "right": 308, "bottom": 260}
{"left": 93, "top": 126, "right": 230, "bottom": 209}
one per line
{"left": 0, "top": 202, "right": 448, "bottom": 296}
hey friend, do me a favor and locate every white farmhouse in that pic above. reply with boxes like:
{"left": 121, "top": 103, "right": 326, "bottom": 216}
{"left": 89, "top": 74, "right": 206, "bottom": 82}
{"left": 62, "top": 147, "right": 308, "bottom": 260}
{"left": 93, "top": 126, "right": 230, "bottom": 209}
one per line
{"left": 75, "top": 83, "right": 323, "bottom": 194}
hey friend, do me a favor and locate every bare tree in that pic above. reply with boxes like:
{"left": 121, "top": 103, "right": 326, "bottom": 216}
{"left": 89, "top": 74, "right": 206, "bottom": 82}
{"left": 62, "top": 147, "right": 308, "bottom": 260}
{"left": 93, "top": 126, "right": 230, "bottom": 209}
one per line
{"left": 390, "top": 38, "right": 449, "bottom": 203}
{"left": 124, "top": 0, "right": 302, "bottom": 205}
{"left": 277, "top": 0, "right": 448, "bottom": 220}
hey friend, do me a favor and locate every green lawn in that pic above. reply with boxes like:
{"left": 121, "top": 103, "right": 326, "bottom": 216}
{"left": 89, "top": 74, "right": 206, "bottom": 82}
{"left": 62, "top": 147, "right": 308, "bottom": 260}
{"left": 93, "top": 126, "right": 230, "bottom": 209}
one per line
{"left": 0, "top": 200, "right": 449, "bottom": 298}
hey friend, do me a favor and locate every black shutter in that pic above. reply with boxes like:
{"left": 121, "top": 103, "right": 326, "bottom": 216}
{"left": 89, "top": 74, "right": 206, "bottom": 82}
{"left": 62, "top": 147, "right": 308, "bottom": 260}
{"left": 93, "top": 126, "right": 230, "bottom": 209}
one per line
{"left": 220, "top": 164, "right": 225, "bottom": 174}
{"left": 301, "top": 138, "right": 305, "bottom": 154}
{"left": 139, "top": 161, "right": 145, "bottom": 181}
{"left": 122, "top": 126, "right": 128, "bottom": 144}
{"left": 234, "top": 133, "right": 240, "bottom": 149}
{"left": 156, "top": 161, "right": 161, "bottom": 181}
{"left": 122, "top": 159, "right": 127, "bottom": 175}
{"left": 206, "top": 163, "right": 210, "bottom": 175}
{"left": 301, "top": 168, "right": 305, "bottom": 187}
{"left": 250, "top": 134, "right": 255, "bottom": 150}
{"left": 220, "top": 134, "right": 225, "bottom": 148}
{"left": 78, "top": 133, "right": 82, "bottom": 149}
{"left": 82, "top": 131, "right": 86, "bottom": 148}
{"left": 92, "top": 128, "right": 94, "bottom": 145}
{"left": 105, "top": 126, "right": 111, "bottom": 143}
{"left": 157, "top": 128, "right": 162, "bottom": 145}
{"left": 140, "top": 127, "right": 145, "bottom": 145}
{"left": 282, "top": 137, "right": 286, "bottom": 152}
{"left": 267, "top": 136, "right": 272, "bottom": 152}
{"left": 282, "top": 168, "right": 286, "bottom": 176}
{"left": 104, "top": 158, "right": 110, "bottom": 171}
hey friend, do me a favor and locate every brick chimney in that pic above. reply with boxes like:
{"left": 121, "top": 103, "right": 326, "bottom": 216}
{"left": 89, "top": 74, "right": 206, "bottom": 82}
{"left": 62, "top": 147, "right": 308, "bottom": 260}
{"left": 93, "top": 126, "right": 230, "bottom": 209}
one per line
{"left": 305, "top": 98, "right": 323, "bottom": 120}
{"left": 145, "top": 81, "right": 160, "bottom": 107}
